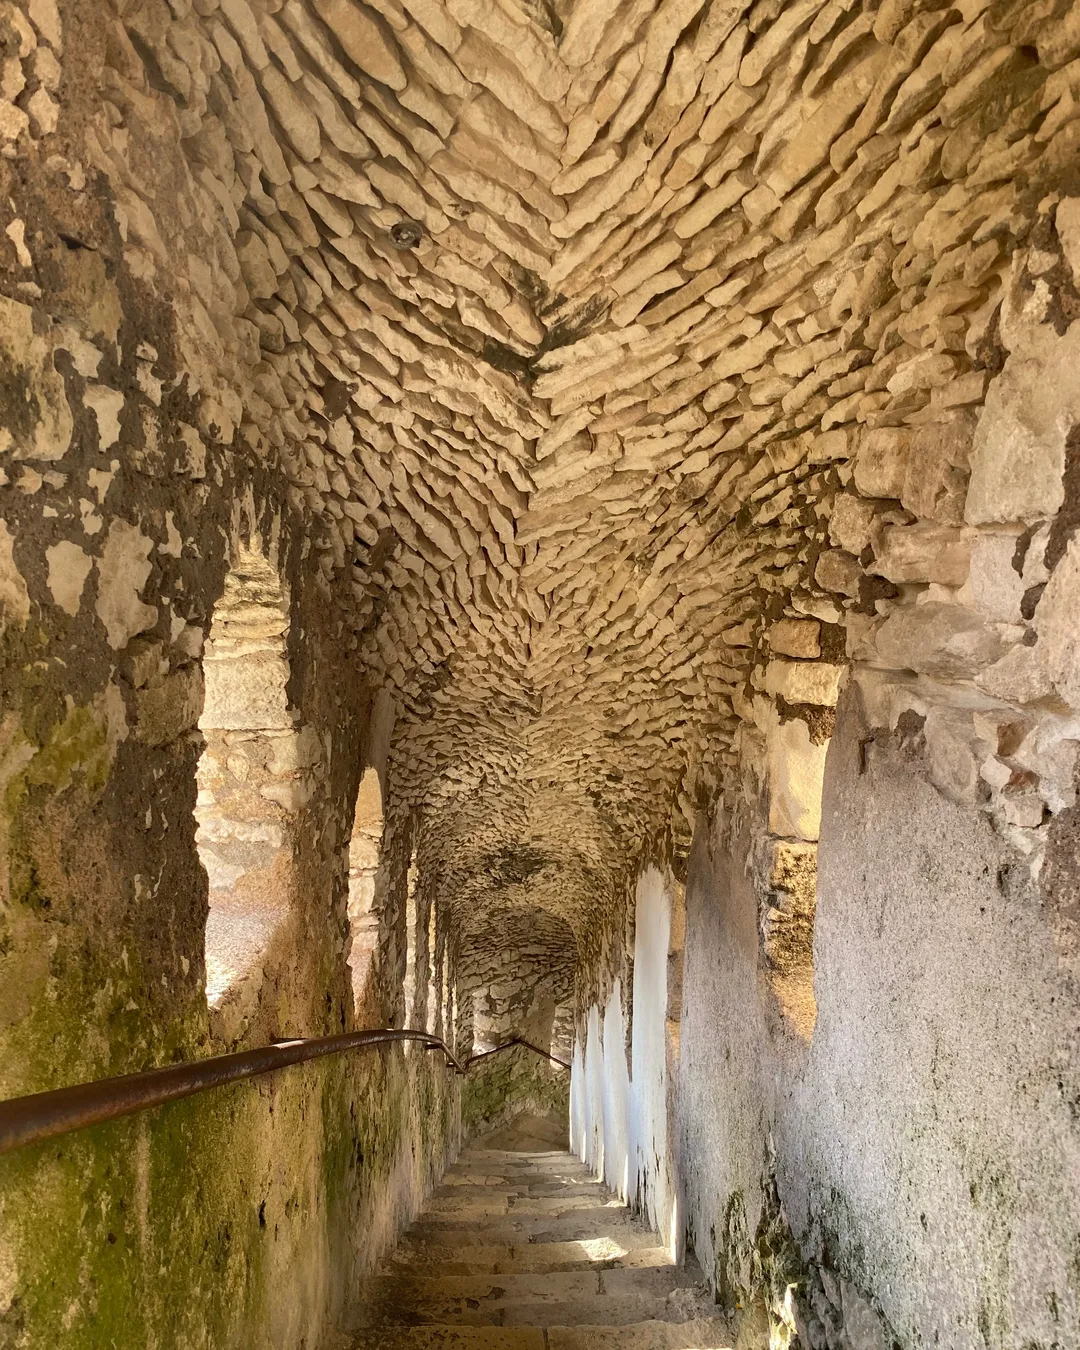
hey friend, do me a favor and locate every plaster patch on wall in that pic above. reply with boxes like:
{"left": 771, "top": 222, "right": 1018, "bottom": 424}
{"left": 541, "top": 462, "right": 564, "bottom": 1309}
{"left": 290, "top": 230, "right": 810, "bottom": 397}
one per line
{"left": 87, "top": 467, "right": 115, "bottom": 502}
{"left": 95, "top": 519, "right": 157, "bottom": 649}
{"left": 83, "top": 385, "right": 125, "bottom": 450}
{"left": 601, "top": 978, "right": 630, "bottom": 1201}
{"left": 0, "top": 520, "right": 29, "bottom": 631}
{"left": 46, "top": 540, "right": 92, "bottom": 616}
{"left": 629, "top": 866, "right": 675, "bottom": 1251}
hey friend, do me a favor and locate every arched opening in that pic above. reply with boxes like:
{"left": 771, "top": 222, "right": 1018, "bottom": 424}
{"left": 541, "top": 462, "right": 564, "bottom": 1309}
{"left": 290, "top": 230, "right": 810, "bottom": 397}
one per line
{"left": 425, "top": 905, "right": 438, "bottom": 1036}
{"left": 551, "top": 1001, "right": 574, "bottom": 1062}
{"left": 402, "top": 846, "right": 420, "bottom": 1045}
{"left": 346, "top": 766, "right": 383, "bottom": 1016}
{"left": 195, "top": 544, "right": 307, "bottom": 1013}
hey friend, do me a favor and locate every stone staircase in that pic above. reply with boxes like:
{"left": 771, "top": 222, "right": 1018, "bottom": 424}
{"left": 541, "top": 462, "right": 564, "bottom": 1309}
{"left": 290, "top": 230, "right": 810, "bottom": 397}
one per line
{"left": 346, "top": 1132, "right": 733, "bottom": 1349}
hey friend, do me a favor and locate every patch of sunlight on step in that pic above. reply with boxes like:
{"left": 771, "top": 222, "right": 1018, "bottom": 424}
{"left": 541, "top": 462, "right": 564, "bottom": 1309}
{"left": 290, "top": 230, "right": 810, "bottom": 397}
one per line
{"left": 575, "top": 1236, "right": 629, "bottom": 1261}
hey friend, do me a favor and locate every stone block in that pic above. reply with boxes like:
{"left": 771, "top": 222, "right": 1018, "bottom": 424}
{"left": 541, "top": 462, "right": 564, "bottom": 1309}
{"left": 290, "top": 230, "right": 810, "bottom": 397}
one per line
{"left": 829, "top": 493, "right": 878, "bottom": 555}
{"left": 961, "top": 530, "right": 1027, "bottom": 622}
{"left": 815, "top": 549, "right": 863, "bottom": 598}
{"left": 1036, "top": 533, "right": 1080, "bottom": 709}
{"left": 202, "top": 652, "right": 292, "bottom": 730}
{"left": 266, "top": 724, "right": 321, "bottom": 774}
{"left": 260, "top": 777, "right": 315, "bottom": 811}
{"left": 853, "top": 427, "right": 910, "bottom": 499}
{"left": 767, "top": 715, "right": 828, "bottom": 841}
{"left": 872, "top": 602, "right": 1022, "bottom": 680}
{"left": 767, "top": 618, "right": 821, "bottom": 658}
{"left": 765, "top": 660, "right": 845, "bottom": 706}
{"left": 134, "top": 665, "right": 205, "bottom": 747}
{"left": 966, "top": 322, "right": 1080, "bottom": 525}
{"left": 975, "top": 643, "right": 1054, "bottom": 705}
{"left": 868, "top": 524, "right": 970, "bottom": 586}
{"left": 721, "top": 619, "right": 755, "bottom": 646}
{"left": 900, "top": 413, "right": 974, "bottom": 525}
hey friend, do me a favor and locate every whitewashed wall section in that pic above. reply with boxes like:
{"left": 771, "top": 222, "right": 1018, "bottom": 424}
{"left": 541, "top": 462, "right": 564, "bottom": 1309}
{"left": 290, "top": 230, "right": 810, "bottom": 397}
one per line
{"left": 602, "top": 979, "right": 631, "bottom": 1201}
{"left": 571, "top": 867, "right": 679, "bottom": 1251}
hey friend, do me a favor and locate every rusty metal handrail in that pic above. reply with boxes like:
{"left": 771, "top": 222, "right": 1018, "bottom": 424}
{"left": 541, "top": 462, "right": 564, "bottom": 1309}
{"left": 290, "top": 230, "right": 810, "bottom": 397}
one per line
{"left": 0, "top": 1028, "right": 464, "bottom": 1157}
{"left": 464, "top": 1037, "right": 570, "bottom": 1071}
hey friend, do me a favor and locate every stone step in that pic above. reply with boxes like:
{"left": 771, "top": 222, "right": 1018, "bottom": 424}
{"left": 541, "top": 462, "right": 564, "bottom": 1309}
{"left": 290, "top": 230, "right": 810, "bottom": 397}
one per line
{"left": 420, "top": 1195, "right": 629, "bottom": 1220}
{"left": 347, "top": 1320, "right": 734, "bottom": 1349}
{"left": 405, "top": 1209, "right": 645, "bottom": 1244}
{"left": 437, "top": 1173, "right": 592, "bottom": 1189}
{"left": 381, "top": 1241, "right": 673, "bottom": 1276}
{"left": 448, "top": 1159, "right": 589, "bottom": 1175}
{"left": 349, "top": 1150, "right": 724, "bottom": 1350}
{"left": 458, "top": 1150, "right": 571, "bottom": 1163}
{"left": 349, "top": 1331, "right": 542, "bottom": 1349}
{"left": 359, "top": 1268, "right": 700, "bottom": 1328}
{"left": 368, "top": 1267, "right": 689, "bottom": 1304}
{"left": 429, "top": 1188, "right": 615, "bottom": 1209}
{"left": 548, "top": 1323, "right": 733, "bottom": 1348}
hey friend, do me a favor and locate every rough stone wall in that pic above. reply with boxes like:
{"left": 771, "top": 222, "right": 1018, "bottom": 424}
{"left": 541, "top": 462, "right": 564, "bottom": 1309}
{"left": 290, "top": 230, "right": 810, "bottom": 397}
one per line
{"left": 678, "top": 681, "right": 1080, "bottom": 1350}
{"left": 458, "top": 902, "right": 575, "bottom": 1049}
{"left": 461, "top": 1043, "right": 570, "bottom": 1142}
{"left": 0, "top": 3, "right": 459, "bottom": 1344}
{"left": 8, "top": 0, "right": 1075, "bottom": 1089}
{"left": 3, "top": 0, "right": 1080, "bottom": 1341}
{"left": 543, "top": 2, "right": 1080, "bottom": 1338}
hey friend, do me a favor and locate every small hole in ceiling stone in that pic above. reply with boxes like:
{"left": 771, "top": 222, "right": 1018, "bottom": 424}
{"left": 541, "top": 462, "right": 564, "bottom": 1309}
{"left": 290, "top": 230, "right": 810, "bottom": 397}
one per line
{"left": 390, "top": 220, "right": 423, "bottom": 249}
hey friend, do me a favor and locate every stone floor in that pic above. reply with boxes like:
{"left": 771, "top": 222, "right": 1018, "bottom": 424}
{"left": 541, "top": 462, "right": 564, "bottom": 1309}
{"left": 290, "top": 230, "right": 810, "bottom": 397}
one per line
{"left": 344, "top": 1119, "right": 733, "bottom": 1349}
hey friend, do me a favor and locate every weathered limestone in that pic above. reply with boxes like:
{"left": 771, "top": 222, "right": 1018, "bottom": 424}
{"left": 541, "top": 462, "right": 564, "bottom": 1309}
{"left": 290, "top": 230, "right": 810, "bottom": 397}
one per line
{"left": 2, "top": 0, "right": 1080, "bottom": 1346}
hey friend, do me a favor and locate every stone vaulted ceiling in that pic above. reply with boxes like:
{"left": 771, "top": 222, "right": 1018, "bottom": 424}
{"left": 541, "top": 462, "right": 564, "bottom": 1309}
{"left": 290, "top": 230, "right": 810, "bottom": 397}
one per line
{"left": 112, "top": 0, "right": 1075, "bottom": 940}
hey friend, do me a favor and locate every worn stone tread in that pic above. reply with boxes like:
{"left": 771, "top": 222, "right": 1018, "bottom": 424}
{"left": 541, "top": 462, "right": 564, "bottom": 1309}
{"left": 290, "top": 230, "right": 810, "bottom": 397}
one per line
{"left": 351, "top": 1148, "right": 722, "bottom": 1346}
{"left": 381, "top": 1243, "right": 673, "bottom": 1276}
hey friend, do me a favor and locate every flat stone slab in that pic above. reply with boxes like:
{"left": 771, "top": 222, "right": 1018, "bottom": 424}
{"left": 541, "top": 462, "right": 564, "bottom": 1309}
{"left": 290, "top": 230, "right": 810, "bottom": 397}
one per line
{"left": 382, "top": 1241, "right": 672, "bottom": 1276}
{"left": 547, "top": 1321, "right": 734, "bottom": 1349}
{"left": 349, "top": 1331, "right": 544, "bottom": 1349}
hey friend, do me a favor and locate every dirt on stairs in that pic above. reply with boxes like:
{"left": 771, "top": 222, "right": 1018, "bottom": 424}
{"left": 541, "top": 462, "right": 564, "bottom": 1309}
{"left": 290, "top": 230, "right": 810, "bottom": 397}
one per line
{"left": 345, "top": 1121, "right": 733, "bottom": 1350}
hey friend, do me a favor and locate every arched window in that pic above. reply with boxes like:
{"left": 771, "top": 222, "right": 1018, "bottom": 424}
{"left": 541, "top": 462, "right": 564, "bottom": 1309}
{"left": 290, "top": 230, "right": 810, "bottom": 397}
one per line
{"left": 425, "top": 905, "right": 439, "bottom": 1036}
{"left": 402, "top": 847, "right": 420, "bottom": 1044}
{"left": 196, "top": 544, "right": 308, "bottom": 1016}
{"left": 346, "top": 766, "right": 383, "bottom": 1015}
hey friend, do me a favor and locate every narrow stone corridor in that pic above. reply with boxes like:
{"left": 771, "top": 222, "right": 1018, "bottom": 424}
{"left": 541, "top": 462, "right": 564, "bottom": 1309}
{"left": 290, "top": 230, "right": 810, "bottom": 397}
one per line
{"left": 1, "top": 0, "right": 1080, "bottom": 1345}
{"left": 346, "top": 1119, "right": 731, "bottom": 1350}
